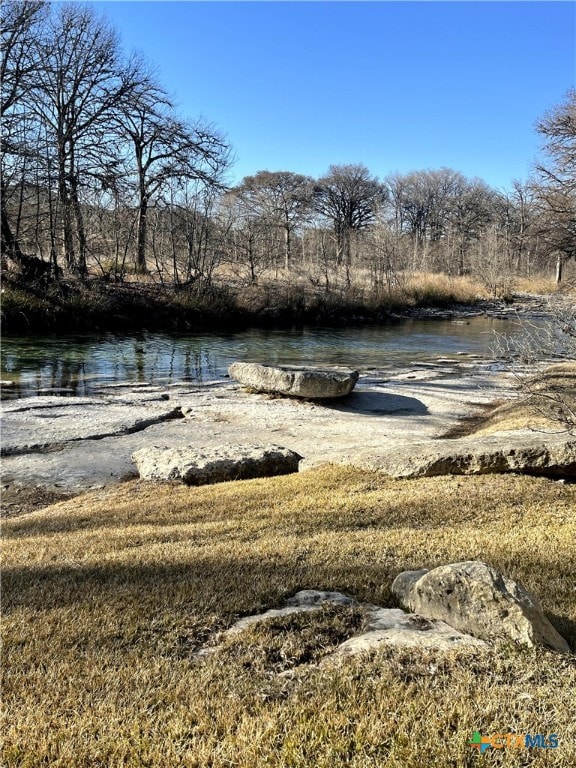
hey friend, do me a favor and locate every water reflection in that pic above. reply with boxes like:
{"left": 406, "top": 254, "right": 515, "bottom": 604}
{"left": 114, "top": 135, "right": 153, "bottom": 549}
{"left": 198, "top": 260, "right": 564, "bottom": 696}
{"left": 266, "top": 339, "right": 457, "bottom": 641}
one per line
{"left": 1, "top": 316, "right": 535, "bottom": 399}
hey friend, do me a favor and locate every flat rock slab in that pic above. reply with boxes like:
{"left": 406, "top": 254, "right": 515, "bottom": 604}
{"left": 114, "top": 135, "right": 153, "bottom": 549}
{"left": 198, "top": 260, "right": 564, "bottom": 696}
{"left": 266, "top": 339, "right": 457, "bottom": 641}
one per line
{"left": 206, "top": 590, "right": 486, "bottom": 660}
{"left": 320, "top": 433, "right": 576, "bottom": 480}
{"left": 336, "top": 607, "right": 487, "bottom": 655}
{"left": 132, "top": 443, "right": 302, "bottom": 485}
{"left": 392, "top": 561, "right": 570, "bottom": 653}
{"left": 1, "top": 395, "right": 180, "bottom": 456}
{"left": 228, "top": 362, "right": 359, "bottom": 399}
{"left": 1, "top": 370, "right": 519, "bottom": 492}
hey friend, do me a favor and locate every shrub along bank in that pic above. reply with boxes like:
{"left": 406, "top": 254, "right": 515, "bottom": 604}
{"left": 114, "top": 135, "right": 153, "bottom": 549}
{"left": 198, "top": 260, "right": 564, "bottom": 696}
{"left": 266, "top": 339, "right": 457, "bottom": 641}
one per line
{"left": 1, "top": 274, "right": 491, "bottom": 335}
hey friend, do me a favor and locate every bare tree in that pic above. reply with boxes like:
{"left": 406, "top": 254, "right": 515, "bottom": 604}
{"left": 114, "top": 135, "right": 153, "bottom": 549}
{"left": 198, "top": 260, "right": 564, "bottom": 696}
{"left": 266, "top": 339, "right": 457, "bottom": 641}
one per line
{"left": 30, "top": 3, "right": 139, "bottom": 274}
{"left": 469, "top": 225, "right": 514, "bottom": 297}
{"left": 496, "top": 300, "right": 576, "bottom": 434}
{"left": 531, "top": 90, "right": 576, "bottom": 283}
{"left": 116, "top": 72, "right": 231, "bottom": 274}
{"left": 1, "top": 0, "right": 48, "bottom": 273}
{"left": 387, "top": 169, "right": 443, "bottom": 269}
{"left": 446, "top": 177, "right": 498, "bottom": 275}
{"left": 165, "top": 181, "right": 230, "bottom": 287}
{"left": 313, "top": 164, "right": 385, "bottom": 280}
{"left": 494, "top": 181, "right": 537, "bottom": 276}
{"left": 233, "top": 171, "right": 312, "bottom": 270}
{"left": 383, "top": 168, "right": 497, "bottom": 274}
{"left": 221, "top": 187, "right": 273, "bottom": 285}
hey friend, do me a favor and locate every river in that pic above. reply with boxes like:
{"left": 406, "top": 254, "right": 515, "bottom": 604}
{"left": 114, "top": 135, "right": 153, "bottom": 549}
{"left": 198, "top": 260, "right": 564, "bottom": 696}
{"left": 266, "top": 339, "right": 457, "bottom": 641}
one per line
{"left": 1, "top": 314, "right": 535, "bottom": 400}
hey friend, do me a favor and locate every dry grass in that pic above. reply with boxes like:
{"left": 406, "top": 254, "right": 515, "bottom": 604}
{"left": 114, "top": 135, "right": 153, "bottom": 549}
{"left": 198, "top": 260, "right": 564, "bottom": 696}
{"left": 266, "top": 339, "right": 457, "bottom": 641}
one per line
{"left": 2, "top": 467, "right": 575, "bottom": 767}
{"left": 464, "top": 363, "right": 576, "bottom": 437}
{"left": 403, "top": 271, "right": 486, "bottom": 303}
{"left": 512, "top": 269, "right": 576, "bottom": 296}
{"left": 229, "top": 269, "right": 488, "bottom": 320}
{"left": 268, "top": 267, "right": 575, "bottom": 306}
{"left": 512, "top": 276, "right": 563, "bottom": 295}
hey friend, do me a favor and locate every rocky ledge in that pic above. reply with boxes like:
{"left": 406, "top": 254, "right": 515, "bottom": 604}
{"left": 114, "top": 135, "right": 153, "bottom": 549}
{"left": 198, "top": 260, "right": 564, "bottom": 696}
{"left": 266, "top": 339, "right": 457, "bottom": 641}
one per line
{"left": 301, "top": 431, "right": 576, "bottom": 480}
{"left": 132, "top": 443, "right": 302, "bottom": 485}
{"left": 2, "top": 361, "right": 574, "bottom": 505}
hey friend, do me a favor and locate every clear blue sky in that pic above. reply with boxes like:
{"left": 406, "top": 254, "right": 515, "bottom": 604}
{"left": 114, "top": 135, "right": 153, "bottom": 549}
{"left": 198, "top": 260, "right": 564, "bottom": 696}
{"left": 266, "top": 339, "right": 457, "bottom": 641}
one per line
{"left": 96, "top": 1, "right": 575, "bottom": 191}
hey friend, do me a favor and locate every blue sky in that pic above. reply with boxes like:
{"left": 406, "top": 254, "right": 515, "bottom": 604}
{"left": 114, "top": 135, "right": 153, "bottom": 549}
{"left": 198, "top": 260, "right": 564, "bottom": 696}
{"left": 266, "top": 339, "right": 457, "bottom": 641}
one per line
{"left": 97, "top": 1, "right": 575, "bottom": 191}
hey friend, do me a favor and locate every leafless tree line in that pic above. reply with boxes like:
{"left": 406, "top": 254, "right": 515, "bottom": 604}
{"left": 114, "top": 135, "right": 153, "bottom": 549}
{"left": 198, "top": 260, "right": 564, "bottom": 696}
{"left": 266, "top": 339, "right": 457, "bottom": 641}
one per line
{"left": 2, "top": 2, "right": 574, "bottom": 294}
{"left": 1, "top": 1, "right": 231, "bottom": 285}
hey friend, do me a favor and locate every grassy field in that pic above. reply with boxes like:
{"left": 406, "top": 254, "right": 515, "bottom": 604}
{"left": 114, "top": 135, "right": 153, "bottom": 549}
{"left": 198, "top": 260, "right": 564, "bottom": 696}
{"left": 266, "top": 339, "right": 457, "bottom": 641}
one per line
{"left": 2, "top": 467, "right": 575, "bottom": 767}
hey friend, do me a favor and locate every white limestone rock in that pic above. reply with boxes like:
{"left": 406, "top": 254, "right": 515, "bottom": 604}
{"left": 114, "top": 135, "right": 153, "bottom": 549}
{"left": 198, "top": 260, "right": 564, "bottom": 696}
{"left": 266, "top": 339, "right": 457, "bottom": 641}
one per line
{"left": 344, "top": 434, "right": 576, "bottom": 480}
{"left": 391, "top": 561, "right": 570, "bottom": 653}
{"left": 132, "top": 442, "right": 302, "bottom": 484}
{"left": 228, "top": 362, "right": 359, "bottom": 399}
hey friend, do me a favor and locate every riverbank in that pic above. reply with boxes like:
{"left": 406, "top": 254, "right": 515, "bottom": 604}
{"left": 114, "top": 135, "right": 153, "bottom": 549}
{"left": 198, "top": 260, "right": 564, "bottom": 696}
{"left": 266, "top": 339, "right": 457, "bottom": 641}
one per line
{"left": 0, "top": 358, "right": 521, "bottom": 511}
{"left": 4, "top": 299, "right": 576, "bottom": 511}
{"left": 3, "top": 287, "right": 574, "bottom": 766}
{"left": 1, "top": 272, "right": 566, "bottom": 336}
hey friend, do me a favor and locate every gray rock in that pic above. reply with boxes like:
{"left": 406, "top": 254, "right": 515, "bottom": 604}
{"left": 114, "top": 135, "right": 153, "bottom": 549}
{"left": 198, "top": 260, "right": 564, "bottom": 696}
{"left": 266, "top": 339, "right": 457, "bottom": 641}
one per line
{"left": 226, "top": 606, "right": 320, "bottom": 635}
{"left": 132, "top": 443, "right": 302, "bottom": 485}
{"left": 336, "top": 607, "right": 487, "bottom": 655}
{"left": 345, "top": 434, "right": 576, "bottom": 479}
{"left": 286, "top": 589, "right": 357, "bottom": 607}
{"left": 390, "top": 569, "right": 429, "bottom": 596}
{"left": 228, "top": 362, "right": 359, "bottom": 399}
{"left": 392, "top": 561, "right": 570, "bottom": 653}
{"left": 201, "top": 590, "right": 486, "bottom": 660}
{"left": 226, "top": 591, "right": 356, "bottom": 636}
{"left": 1, "top": 395, "right": 182, "bottom": 456}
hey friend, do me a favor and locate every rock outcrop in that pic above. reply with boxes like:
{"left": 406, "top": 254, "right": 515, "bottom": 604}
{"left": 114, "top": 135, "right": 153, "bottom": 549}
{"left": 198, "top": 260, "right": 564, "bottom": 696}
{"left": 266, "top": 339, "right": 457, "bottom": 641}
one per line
{"left": 1, "top": 394, "right": 181, "bottom": 457}
{"left": 335, "top": 606, "right": 487, "bottom": 655}
{"left": 132, "top": 443, "right": 302, "bottom": 485}
{"left": 197, "top": 563, "right": 571, "bottom": 662}
{"left": 392, "top": 561, "right": 570, "bottom": 653}
{"left": 228, "top": 362, "right": 359, "bottom": 399}
{"left": 204, "top": 589, "right": 487, "bottom": 659}
{"left": 337, "top": 434, "right": 576, "bottom": 480}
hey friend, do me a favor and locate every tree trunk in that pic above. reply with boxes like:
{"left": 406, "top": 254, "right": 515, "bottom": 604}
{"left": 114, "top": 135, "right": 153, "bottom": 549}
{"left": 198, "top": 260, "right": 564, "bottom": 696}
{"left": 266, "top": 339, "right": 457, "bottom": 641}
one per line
{"left": 57, "top": 141, "right": 76, "bottom": 270}
{"left": 555, "top": 254, "right": 563, "bottom": 284}
{"left": 70, "top": 174, "right": 87, "bottom": 276}
{"left": 1, "top": 197, "right": 54, "bottom": 281}
{"left": 248, "top": 231, "right": 257, "bottom": 284}
{"left": 46, "top": 178, "right": 59, "bottom": 277}
{"left": 335, "top": 224, "right": 344, "bottom": 266}
{"left": 283, "top": 207, "right": 292, "bottom": 271}
{"left": 284, "top": 221, "right": 290, "bottom": 270}
{"left": 344, "top": 228, "right": 352, "bottom": 269}
{"left": 1, "top": 174, "right": 23, "bottom": 261}
{"left": 136, "top": 195, "right": 149, "bottom": 273}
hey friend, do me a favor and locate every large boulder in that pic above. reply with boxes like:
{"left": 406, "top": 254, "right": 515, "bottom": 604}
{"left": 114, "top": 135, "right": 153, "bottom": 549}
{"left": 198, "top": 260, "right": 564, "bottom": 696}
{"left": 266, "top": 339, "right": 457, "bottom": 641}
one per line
{"left": 391, "top": 561, "right": 570, "bottom": 653}
{"left": 343, "top": 434, "right": 576, "bottom": 480}
{"left": 228, "top": 362, "right": 359, "bottom": 399}
{"left": 132, "top": 443, "right": 302, "bottom": 485}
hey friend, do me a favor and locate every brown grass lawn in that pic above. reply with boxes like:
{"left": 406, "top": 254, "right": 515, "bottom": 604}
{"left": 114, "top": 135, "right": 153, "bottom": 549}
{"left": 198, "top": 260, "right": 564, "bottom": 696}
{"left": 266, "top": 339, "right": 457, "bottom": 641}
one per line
{"left": 2, "top": 468, "right": 575, "bottom": 767}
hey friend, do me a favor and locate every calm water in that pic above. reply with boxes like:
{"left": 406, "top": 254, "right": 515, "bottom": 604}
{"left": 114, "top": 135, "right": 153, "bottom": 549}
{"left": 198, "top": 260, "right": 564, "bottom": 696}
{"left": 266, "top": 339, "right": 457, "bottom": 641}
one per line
{"left": 1, "top": 316, "right": 530, "bottom": 399}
